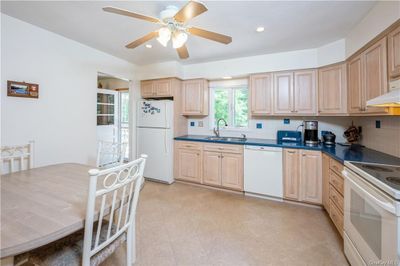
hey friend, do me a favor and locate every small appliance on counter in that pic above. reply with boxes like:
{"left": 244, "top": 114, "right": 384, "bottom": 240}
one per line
{"left": 277, "top": 130, "right": 302, "bottom": 142}
{"left": 304, "top": 121, "right": 319, "bottom": 145}
{"left": 322, "top": 131, "right": 336, "bottom": 145}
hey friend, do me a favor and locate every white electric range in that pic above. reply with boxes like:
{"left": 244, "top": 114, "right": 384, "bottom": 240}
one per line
{"left": 343, "top": 161, "right": 400, "bottom": 266}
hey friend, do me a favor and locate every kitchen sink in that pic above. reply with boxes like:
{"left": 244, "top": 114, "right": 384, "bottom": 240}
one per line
{"left": 205, "top": 136, "right": 246, "bottom": 142}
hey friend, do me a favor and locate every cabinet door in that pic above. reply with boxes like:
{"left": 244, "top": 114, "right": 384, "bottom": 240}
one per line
{"left": 322, "top": 153, "right": 330, "bottom": 212}
{"left": 177, "top": 148, "right": 202, "bottom": 183}
{"left": 283, "top": 149, "right": 300, "bottom": 200}
{"left": 318, "top": 64, "right": 347, "bottom": 114}
{"left": 273, "top": 72, "right": 294, "bottom": 114}
{"left": 300, "top": 150, "right": 322, "bottom": 204}
{"left": 182, "top": 79, "right": 208, "bottom": 116}
{"left": 364, "top": 37, "right": 388, "bottom": 114}
{"left": 250, "top": 73, "right": 273, "bottom": 115}
{"left": 388, "top": 24, "right": 400, "bottom": 79}
{"left": 347, "top": 55, "right": 364, "bottom": 114}
{"left": 294, "top": 70, "right": 317, "bottom": 114}
{"left": 221, "top": 153, "right": 243, "bottom": 191}
{"left": 141, "top": 81, "right": 154, "bottom": 98}
{"left": 203, "top": 151, "right": 221, "bottom": 186}
{"left": 154, "top": 79, "right": 172, "bottom": 97}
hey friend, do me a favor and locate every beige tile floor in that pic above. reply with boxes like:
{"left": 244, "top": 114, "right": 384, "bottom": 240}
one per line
{"left": 103, "top": 181, "right": 349, "bottom": 266}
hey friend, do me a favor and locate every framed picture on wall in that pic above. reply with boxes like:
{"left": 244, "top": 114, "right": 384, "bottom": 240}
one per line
{"left": 7, "top": 81, "right": 39, "bottom": 98}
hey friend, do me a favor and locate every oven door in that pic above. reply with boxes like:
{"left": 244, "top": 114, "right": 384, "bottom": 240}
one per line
{"left": 343, "top": 168, "right": 399, "bottom": 265}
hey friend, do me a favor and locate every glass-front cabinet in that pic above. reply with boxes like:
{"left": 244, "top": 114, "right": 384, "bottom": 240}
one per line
{"left": 97, "top": 92, "right": 115, "bottom": 125}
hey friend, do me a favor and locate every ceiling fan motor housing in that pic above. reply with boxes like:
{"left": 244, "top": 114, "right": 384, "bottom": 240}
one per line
{"left": 160, "top": 6, "right": 179, "bottom": 22}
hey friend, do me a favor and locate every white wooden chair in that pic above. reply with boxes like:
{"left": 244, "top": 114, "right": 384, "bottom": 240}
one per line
{"left": 96, "top": 141, "right": 128, "bottom": 169}
{"left": 15, "top": 155, "right": 147, "bottom": 266}
{"left": 0, "top": 141, "right": 34, "bottom": 175}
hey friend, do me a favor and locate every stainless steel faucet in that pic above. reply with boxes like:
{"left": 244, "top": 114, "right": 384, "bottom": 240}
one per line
{"left": 213, "top": 118, "right": 228, "bottom": 137}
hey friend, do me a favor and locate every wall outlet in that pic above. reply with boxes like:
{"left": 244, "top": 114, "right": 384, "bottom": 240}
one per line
{"left": 284, "top": 118, "right": 290, "bottom": 124}
{"left": 198, "top": 121, "right": 204, "bottom": 127}
{"left": 375, "top": 120, "right": 381, "bottom": 129}
{"left": 256, "top": 123, "right": 262, "bottom": 129}
{"left": 190, "top": 121, "right": 195, "bottom": 127}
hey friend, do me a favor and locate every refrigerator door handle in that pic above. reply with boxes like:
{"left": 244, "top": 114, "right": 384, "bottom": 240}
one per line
{"left": 164, "top": 129, "right": 168, "bottom": 154}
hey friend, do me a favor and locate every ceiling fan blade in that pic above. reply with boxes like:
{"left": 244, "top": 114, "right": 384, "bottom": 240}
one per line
{"left": 174, "top": 1, "right": 208, "bottom": 23}
{"left": 188, "top": 27, "right": 232, "bottom": 44}
{"left": 103, "top": 6, "right": 160, "bottom": 23}
{"left": 177, "top": 45, "right": 189, "bottom": 59}
{"left": 125, "top": 31, "right": 158, "bottom": 49}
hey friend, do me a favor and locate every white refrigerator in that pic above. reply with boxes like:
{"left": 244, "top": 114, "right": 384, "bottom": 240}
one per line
{"left": 137, "top": 100, "right": 174, "bottom": 184}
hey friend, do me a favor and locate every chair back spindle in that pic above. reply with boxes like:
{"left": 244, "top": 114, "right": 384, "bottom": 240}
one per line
{"left": 0, "top": 141, "right": 34, "bottom": 175}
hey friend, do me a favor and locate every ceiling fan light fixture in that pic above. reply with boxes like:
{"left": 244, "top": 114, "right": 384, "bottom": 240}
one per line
{"left": 172, "top": 31, "right": 188, "bottom": 49}
{"left": 157, "top": 27, "right": 171, "bottom": 47}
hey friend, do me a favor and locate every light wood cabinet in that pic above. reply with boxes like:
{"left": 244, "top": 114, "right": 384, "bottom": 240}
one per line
{"left": 249, "top": 73, "right": 273, "bottom": 115}
{"left": 388, "top": 24, "right": 400, "bottom": 79}
{"left": 328, "top": 157, "right": 344, "bottom": 237}
{"left": 203, "top": 151, "right": 221, "bottom": 186}
{"left": 273, "top": 72, "right": 294, "bottom": 114}
{"left": 283, "top": 149, "right": 300, "bottom": 200}
{"left": 347, "top": 37, "right": 388, "bottom": 114}
{"left": 322, "top": 153, "right": 330, "bottom": 212}
{"left": 283, "top": 149, "right": 322, "bottom": 205}
{"left": 181, "top": 79, "right": 209, "bottom": 116}
{"left": 300, "top": 150, "right": 322, "bottom": 204}
{"left": 221, "top": 153, "right": 243, "bottom": 191}
{"left": 175, "top": 142, "right": 202, "bottom": 184}
{"left": 140, "top": 78, "right": 174, "bottom": 98}
{"left": 273, "top": 70, "right": 317, "bottom": 115}
{"left": 318, "top": 63, "right": 347, "bottom": 114}
{"left": 294, "top": 70, "right": 317, "bottom": 114}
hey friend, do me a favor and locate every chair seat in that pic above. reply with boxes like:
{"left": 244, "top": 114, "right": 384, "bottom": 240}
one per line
{"left": 15, "top": 223, "right": 126, "bottom": 266}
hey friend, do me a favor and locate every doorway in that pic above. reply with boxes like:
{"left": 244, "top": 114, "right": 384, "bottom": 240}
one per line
{"left": 97, "top": 72, "right": 130, "bottom": 160}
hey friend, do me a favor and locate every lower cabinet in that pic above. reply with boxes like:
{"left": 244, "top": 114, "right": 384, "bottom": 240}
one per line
{"left": 283, "top": 149, "right": 322, "bottom": 205}
{"left": 175, "top": 142, "right": 202, "bottom": 184}
{"left": 175, "top": 141, "right": 244, "bottom": 191}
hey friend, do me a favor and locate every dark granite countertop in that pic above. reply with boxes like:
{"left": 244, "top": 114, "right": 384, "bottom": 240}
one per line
{"left": 174, "top": 135, "right": 400, "bottom": 165}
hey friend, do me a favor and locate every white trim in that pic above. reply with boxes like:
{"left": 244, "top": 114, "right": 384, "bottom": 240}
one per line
{"left": 209, "top": 78, "right": 248, "bottom": 88}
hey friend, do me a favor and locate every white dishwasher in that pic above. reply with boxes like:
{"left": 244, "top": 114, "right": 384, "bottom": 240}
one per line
{"left": 244, "top": 145, "right": 283, "bottom": 198}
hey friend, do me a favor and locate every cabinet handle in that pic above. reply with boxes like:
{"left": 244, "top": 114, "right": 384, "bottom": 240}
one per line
{"left": 288, "top": 151, "right": 296, "bottom": 154}
{"left": 302, "top": 154, "right": 306, "bottom": 157}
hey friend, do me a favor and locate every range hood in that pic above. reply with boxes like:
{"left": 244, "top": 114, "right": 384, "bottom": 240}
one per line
{"left": 367, "top": 79, "right": 400, "bottom": 107}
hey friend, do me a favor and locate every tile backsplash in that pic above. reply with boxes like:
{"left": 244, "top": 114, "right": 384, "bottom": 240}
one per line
{"left": 354, "top": 116, "right": 400, "bottom": 158}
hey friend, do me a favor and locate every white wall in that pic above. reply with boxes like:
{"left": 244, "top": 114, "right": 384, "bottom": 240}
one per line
{"left": 1, "top": 15, "right": 137, "bottom": 167}
{"left": 345, "top": 0, "right": 400, "bottom": 57}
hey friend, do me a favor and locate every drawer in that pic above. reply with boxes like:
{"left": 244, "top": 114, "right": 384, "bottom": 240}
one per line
{"left": 330, "top": 170, "right": 344, "bottom": 195}
{"left": 329, "top": 185, "right": 344, "bottom": 213}
{"left": 330, "top": 199, "right": 343, "bottom": 237}
{"left": 329, "top": 158, "right": 343, "bottom": 176}
{"left": 203, "top": 143, "right": 243, "bottom": 154}
{"left": 176, "top": 141, "right": 203, "bottom": 150}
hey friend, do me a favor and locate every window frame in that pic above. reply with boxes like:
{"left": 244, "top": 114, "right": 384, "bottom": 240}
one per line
{"left": 209, "top": 79, "right": 249, "bottom": 131}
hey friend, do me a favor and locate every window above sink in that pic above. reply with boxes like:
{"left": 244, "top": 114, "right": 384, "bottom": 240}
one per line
{"left": 209, "top": 79, "right": 249, "bottom": 130}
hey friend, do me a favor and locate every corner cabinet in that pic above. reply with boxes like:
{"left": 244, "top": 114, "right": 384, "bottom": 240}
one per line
{"left": 181, "top": 79, "right": 209, "bottom": 116}
{"left": 318, "top": 63, "right": 347, "bottom": 114}
{"left": 140, "top": 78, "right": 175, "bottom": 98}
{"left": 273, "top": 70, "right": 317, "bottom": 115}
{"left": 388, "top": 24, "right": 400, "bottom": 79}
{"left": 347, "top": 37, "right": 389, "bottom": 114}
{"left": 283, "top": 149, "right": 322, "bottom": 205}
{"left": 249, "top": 73, "right": 273, "bottom": 115}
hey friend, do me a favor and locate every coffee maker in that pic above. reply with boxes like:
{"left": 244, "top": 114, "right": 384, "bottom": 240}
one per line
{"left": 304, "top": 121, "right": 319, "bottom": 145}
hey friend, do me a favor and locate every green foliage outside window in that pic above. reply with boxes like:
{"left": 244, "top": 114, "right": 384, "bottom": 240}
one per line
{"left": 213, "top": 87, "right": 248, "bottom": 128}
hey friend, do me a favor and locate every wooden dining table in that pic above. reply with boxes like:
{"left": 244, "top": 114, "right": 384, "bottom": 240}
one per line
{"left": 1, "top": 163, "right": 102, "bottom": 265}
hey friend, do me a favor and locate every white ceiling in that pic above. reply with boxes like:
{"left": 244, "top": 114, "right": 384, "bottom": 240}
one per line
{"left": 1, "top": 1, "right": 376, "bottom": 65}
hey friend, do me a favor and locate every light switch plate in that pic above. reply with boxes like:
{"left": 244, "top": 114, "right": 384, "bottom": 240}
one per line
{"left": 256, "top": 123, "right": 262, "bottom": 129}
{"left": 284, "top": 119, "right": 290, "bottom": 124}
{"left": 198, "top": 121, "right": 204, "bottom": 127}
{"left": 190, "top": 121, "right": 195, "bottom": 127}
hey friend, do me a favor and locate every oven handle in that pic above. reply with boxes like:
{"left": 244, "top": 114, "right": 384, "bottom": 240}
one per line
{"left": 343, "top": 170, "right": 396, "bottom": 215}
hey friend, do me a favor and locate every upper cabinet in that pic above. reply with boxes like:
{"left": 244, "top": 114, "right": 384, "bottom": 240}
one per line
{"left": 347, "top": 37, "right": 388, "bottom": 114}
{"left": 388, "top": 24, "right": 400, "bottom": 79}
{"left": 140, "top": 78, "right": 174, "bottom": 98}
{"left": 249, "top": 73, "right": 273, "bottom": 115}
{"left": 273, "top": 70, "right": 317, "bottom": 115}
{"left": 181, "top": 79, "right": 209, "bottom": 116}
{"left": 318, "top": 63, "right": 347, "bottom": 115}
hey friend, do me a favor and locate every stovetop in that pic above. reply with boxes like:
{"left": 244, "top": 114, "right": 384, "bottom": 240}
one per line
{"left": 346, "top": 161, "right": 400, "bottom": 199}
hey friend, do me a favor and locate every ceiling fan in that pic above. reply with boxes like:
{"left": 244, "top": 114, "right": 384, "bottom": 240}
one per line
{"left": 103, "top": 1, "right": 232, "bottom": 59}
